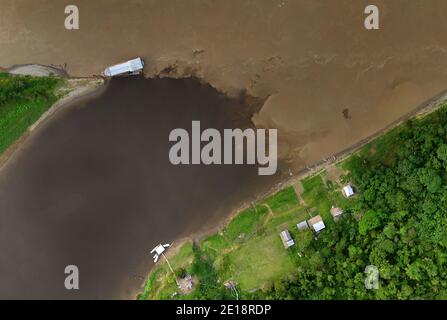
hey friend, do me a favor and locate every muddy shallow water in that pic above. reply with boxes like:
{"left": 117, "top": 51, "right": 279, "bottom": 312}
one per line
{"left": 3, "top": 0, "right": 447, "bottom": 169}
{"left": 0, "top": 77, "right": 279, "bottom": 299}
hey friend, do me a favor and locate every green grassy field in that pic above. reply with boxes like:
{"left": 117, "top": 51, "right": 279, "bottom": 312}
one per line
{"left": 0, "top": 72, "right": 63, "bottom": 155}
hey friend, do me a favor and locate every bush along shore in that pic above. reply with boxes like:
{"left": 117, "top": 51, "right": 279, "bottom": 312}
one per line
{"left": 140, "top": 103, "right": 447, "bottom": 300}
{"left": 0, "top": 72, "right": 63, "bottom": 155}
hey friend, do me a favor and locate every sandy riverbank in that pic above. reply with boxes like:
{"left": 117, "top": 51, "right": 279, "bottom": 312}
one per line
{"left": 7, "top": 63, "right": 68, "bottom": 77}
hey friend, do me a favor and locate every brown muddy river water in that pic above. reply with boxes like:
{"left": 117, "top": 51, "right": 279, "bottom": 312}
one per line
{"left": 0, "top": 78, "right": 279, "bottom": 299}
{"left": 0, "top": 0, "right": 447, "bottom": 169}
{"left": 3, "top": 0, "right": 447, "bottom": 168}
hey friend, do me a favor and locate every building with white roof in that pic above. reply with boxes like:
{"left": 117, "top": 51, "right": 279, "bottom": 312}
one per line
{"left": 280, "top": 230, "right": 295, "bottom": 248}
{"left": 342, "top": 184, "right": 355, "bottom": 198}
{"left": 297, "top": 220, "right": 309, "bottom": 231}
{"left": 103, "top": 57, "right": 144, "bottom": 77}
{"left": 307, "top": 215, "right": 326, "bottom": 233}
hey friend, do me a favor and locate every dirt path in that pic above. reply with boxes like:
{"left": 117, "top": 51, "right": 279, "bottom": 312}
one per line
{"left": 292, "top": 181, "right": 305, "bottom": 205}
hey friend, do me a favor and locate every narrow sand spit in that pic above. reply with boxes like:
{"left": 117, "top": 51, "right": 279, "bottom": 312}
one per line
{"left": 7, "top": 64, "right": 68, "bottom": 77}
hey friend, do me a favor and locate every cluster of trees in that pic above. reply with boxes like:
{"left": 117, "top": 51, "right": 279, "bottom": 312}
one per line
{"left": 157, "top": 244, "right": 233, "bottom": 300}
{"left": 249, "top": 107, "right": 447, "bottom": 299}
{"left": 0, "top": 72, "right": 60, "bottom": 106}
{"left": 0, "top": 73, "right": 62, "bottom": 154}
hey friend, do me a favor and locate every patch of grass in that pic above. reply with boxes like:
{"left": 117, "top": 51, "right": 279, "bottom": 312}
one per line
{"left": 301, "top": 174, "right": 331, "bottom": 221}
{"left": 138, "top": 268, "right": 162, "bottom": 300}
{"left": 170, "top": 241, "right": 194, "bottom": 267}
{"left": 141, "top": 265, "right": 175, "bottom": 300}
{"left": 201, "top": 234, "right": 231, "bottom": 259}
{"left": 224, "top": 233, "right": 297, "bottom": 291}
{"left": 264, "top": 207, "right": 306, "bottom": 231}
{"left": 223, "top": 205, "right": 268, "bottom": 242}
{"left": 263, "top": 186, "right": 299, "bottom": 212}
{"left": 0, "top": 73, "right": 63, "bottom": 155}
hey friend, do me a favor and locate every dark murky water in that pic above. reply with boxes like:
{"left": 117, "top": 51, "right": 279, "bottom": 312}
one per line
{"left": 0, "top": 77, "right": 279, "bottom": 299}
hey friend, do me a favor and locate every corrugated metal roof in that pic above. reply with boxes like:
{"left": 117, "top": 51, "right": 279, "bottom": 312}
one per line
{"left": 312, "top": 220, "right": 325, "bottom": 232}
{"left": 331, "top": 207, "right": 343, "bottom": 217}
{"left": 297, "top": 221, "right": 309, "bottom": 230}
{"left": 280, "top": 230, "right": 295, "bottom": 247}
{"left": 343, "top": 185, "right": 354, "bottom": 197}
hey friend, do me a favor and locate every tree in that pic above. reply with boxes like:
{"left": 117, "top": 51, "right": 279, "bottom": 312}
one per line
{"left": 436, "top": 143, "right": 447, "bottom": 163}
{"left": 359, "top": 210, "right": 384, "bottom": 235}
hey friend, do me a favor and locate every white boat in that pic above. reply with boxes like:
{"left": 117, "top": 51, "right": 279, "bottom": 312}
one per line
{"left": 150, "top": 243, "right": 171, "bottom": 263}
{"left": 103, "top": 57, "right": 144, "bottom": 77}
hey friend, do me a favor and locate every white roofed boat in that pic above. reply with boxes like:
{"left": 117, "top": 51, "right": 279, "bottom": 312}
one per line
{"left": 103, "top": 57, "right": 144, "bottom": 77}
